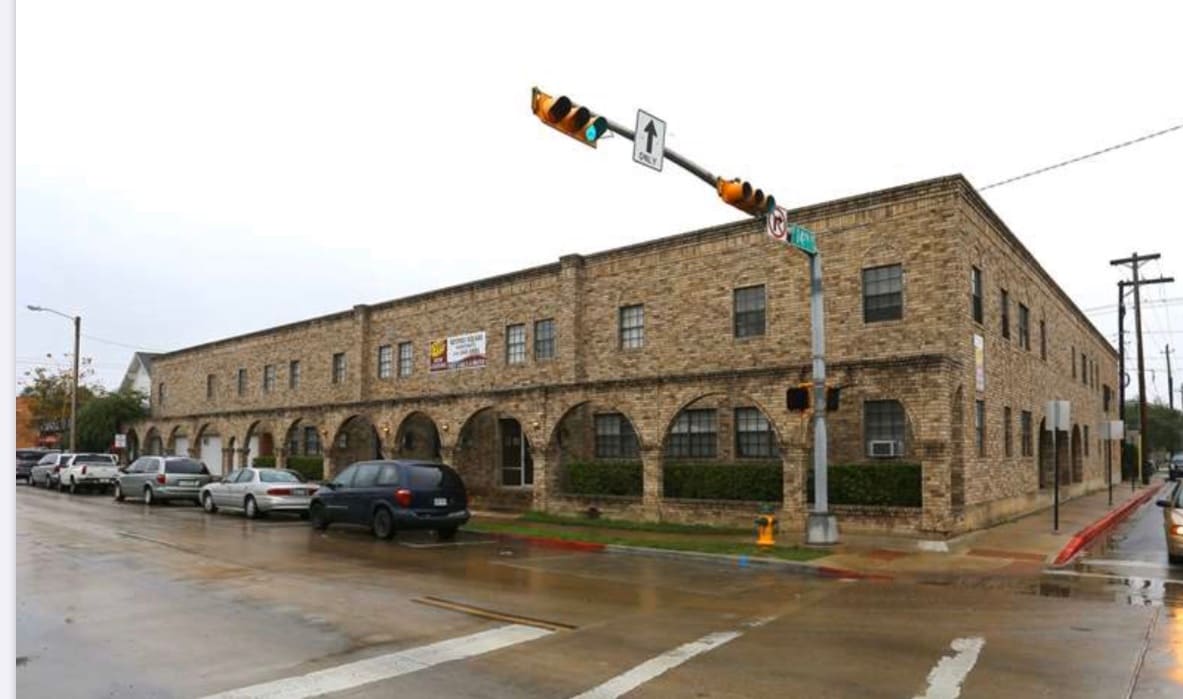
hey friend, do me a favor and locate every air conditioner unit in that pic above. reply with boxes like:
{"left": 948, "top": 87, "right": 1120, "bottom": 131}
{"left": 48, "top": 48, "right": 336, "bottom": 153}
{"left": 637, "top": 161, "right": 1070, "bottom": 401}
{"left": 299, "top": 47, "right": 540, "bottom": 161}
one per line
{"left": 868, "top": 440, "right": 900, "bottom": 458}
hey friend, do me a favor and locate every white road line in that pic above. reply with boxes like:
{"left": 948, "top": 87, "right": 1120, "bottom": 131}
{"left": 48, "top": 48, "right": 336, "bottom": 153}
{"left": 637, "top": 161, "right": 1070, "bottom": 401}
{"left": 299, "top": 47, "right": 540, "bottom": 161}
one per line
{"left": 913, "top": 637, "right": 985, "bottom": 699}
{"left": 199, "top": 624, "right": 552, "bottom": 699}
{"left": 571, "top": 631, "right": 742, "bottom": 699}
{"left": 1044, "top": 569, "right": 1183, "bottom": 585}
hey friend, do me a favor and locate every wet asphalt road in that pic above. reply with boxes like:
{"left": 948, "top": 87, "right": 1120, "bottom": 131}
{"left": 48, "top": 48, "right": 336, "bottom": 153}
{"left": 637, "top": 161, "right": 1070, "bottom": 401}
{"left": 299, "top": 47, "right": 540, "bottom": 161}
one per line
{"left": 15, "top": 484, "right": 1183, "bottom": 698}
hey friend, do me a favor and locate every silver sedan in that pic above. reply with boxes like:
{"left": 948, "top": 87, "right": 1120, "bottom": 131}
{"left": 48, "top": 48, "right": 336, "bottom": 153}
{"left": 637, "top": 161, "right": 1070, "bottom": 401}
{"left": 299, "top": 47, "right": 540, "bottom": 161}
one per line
{"left": 199, "top": 467, "right": 319, "bottom": 519}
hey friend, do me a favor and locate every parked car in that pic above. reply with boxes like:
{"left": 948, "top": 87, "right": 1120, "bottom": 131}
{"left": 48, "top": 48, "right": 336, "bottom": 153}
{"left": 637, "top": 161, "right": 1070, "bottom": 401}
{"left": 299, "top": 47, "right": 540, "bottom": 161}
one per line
{"left": 308, "top": 460, "right": 469, "bottom": 540}
{"left": 58, "top": 453, "right": 120, "bottom": 494}
{"left": 1170, "top": 454, "right": 1183, "bottom": 481}
{"left": 200, "top": 467, "right": 319, "bottom": 519}
{"left": 1156, "top": 481, "right": 1183, "bottom": 565}
{"left": 17, "top": 448, "right": 58, "bottom": 483}
{"left": 29, "top": 452, "right": 72, "bottom": 488}
{"left": 114, "top": 456, "right": 213, "bottom": 505}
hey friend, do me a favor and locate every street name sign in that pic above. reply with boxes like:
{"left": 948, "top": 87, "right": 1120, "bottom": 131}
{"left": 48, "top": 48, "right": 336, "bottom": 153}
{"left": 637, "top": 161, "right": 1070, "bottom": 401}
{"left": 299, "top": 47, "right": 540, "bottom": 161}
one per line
{"left": 632, "top": 110, "right": 665, "bottom": 172}
{"left": 790, "top": 224, "right": 817, "bottom": 255}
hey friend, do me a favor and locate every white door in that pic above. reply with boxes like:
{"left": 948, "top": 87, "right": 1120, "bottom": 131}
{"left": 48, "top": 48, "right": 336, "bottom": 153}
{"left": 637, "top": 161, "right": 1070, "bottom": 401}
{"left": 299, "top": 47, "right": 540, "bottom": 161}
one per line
{"left": 173, "top": 437, "right": 190, "bottom": 458}
{"left": 247, "top": 436, "right": 260, "bottom": 468}
{"left": 201, "top": 435, "right": 223, "bottom": 476}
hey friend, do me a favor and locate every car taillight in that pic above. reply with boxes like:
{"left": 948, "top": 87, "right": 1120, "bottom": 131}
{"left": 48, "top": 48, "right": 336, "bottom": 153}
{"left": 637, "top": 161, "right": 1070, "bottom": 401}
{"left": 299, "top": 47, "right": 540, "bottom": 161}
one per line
{"left": 156, "top": 474, "right": 166, "bottom": 484}
{"left": 1172, "top": 525, "right": 1183, "bottom": 536}
{"left": 82, "top": 465, "right": 88, "bottom": 475}
{"left": 266, "top": 488, "right": 291, "bottom": 496}
{"left": 395, "top": 488, "right": 412, "bottom": 507}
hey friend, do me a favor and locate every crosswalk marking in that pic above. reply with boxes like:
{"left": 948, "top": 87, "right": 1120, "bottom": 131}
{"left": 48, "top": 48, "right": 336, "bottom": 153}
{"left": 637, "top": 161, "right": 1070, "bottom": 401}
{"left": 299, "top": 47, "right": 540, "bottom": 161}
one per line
{"left": 570, "top": 631, "right": 742, "bottom": 699}
{"left": 199, "top": 624, "right": 552, "bottom": 699}
{"left": 913, "top": 637, "right": 985, "bottom": 699}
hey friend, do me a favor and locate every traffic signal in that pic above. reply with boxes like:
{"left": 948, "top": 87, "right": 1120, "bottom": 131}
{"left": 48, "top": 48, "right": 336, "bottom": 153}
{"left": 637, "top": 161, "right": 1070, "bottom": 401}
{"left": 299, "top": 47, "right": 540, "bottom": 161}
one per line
{"left": 786, "top": 384, "right": 842, "bottom": 412}
{"left": 531, "top": 87, "right": 609, "bottom": 148}
{"left": 716, "top": 177, "right": 775, "bottom": 217}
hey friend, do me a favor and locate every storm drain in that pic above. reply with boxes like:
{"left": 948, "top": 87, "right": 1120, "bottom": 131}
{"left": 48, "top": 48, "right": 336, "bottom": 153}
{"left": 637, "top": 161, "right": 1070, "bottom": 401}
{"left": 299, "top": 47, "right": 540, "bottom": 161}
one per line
{"left": 413, "top": 595, "right": 576, "bottom": 631}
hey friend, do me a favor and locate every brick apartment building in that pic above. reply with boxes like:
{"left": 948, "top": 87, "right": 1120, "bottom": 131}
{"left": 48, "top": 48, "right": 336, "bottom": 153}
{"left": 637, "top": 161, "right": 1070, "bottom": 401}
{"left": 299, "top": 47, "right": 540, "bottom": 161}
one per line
{"left": 127, "top": 175, "right": 1118, "bottom": 537}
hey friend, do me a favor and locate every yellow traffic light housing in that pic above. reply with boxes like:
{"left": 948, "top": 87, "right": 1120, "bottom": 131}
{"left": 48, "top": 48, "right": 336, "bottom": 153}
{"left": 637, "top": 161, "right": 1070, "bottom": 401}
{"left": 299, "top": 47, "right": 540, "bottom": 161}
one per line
{"left": 531, "top": 87, "right": 609, "bottom": 148}
{"left": 717, "top": 177, "right": 775, "bottom": 216}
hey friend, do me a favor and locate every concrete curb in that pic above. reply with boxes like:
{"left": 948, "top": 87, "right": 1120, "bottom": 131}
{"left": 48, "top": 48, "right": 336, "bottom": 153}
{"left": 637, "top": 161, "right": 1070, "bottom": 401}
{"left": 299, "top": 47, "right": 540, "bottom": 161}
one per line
{"left": 1051, "top": 484, "right": 1166, "bottom": 567}
{"left": 480, "top": 529, "right": 887, "bottom": 580}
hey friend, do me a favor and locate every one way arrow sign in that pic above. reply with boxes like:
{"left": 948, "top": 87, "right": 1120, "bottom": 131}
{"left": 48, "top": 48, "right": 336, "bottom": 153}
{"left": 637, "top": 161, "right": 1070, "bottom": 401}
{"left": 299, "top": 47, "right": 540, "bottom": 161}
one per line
{"left": 633, "top": 110, "right": 666, "bottom": 172}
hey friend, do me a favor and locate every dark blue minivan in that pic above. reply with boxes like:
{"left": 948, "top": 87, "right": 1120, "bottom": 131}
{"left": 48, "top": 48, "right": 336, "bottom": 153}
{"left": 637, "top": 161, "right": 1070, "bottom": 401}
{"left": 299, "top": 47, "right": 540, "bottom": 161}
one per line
{"left": 308, "top": 460, "right": 469, "bottom": 540}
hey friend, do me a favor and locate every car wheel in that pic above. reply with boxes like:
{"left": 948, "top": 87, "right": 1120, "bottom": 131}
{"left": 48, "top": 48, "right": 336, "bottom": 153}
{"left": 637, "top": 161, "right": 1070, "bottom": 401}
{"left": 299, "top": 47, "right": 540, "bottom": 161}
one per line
{"left": 298, "top": 511, "right": 310, "bottom": 520}
{"left": 69, "top": 479, "right": 79, "bottom": 495}
{"left": 244, "top": 496, "right": 260, "bottom": 520}
{"left": 371, "top": 508, "right": 395, "bottom": 540}
{"left": 113, "top": 483, "right": 125, "bottom": 502}
{"left": 202, "top": 492, "right": 218, "bottom": 513}
{"left": 309, "top": 503, "right": 329, "bottom": 531}
{"left": 437, "top": 526, "right": 459, "bottom": 541}
{"left": 143, "top": 486, "right": 155, "bottom": 506}
{"left": 1170, "top": 553, "right": 1183, "bottom": 566}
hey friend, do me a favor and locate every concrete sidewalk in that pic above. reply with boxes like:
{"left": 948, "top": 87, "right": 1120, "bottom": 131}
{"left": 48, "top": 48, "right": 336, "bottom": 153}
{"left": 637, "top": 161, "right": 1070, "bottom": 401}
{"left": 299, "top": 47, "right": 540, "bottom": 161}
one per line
{"left": 471, "top": 478, "right": 1170, "bottom": 579}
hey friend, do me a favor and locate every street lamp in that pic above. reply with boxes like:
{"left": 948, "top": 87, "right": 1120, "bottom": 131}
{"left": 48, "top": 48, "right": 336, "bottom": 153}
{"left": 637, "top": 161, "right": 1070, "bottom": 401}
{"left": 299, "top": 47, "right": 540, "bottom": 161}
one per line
{"left": 27, "top": 305, "right": 81, "bottom": 452}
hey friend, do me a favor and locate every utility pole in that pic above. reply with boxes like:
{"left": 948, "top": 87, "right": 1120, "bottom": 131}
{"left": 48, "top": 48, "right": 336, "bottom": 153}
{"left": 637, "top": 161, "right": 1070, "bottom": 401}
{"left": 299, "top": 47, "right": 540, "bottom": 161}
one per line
{"left": 1118, "top": 281, "right": 1128, "bottom": 482}
{"left": 1167, "top": 345, "right": 1175, "bottom": 411}
{"left": 1110, "top": 253, "right": 1173, "bottom": 484}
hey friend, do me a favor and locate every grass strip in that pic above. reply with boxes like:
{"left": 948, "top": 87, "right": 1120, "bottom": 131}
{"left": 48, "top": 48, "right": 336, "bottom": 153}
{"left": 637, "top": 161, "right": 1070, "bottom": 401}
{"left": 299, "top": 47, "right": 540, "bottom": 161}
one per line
{"left": 519, "top": 510, "right": 752, "bottom": 536}
{"left": 467, "top": 521, "right": 826, "bottom": 562}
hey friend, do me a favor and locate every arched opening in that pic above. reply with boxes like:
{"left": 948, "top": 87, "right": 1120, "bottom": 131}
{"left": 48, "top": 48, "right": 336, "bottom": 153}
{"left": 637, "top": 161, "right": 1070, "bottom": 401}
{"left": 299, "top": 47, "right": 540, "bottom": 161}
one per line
{"left": 227, "top": 436, "right": 237, "bottom": 471}
{"left": 124, "top": 428, "right": 140, "bottom": 463}
{"left": 245, "top": 421, "right": 276, "bottom": 467}
{"left": 455, "top": 407, "right": 533, "bottom": 510}
{"left": 1071, "top": 425, "right": 1083, "bottom": 483}
{"left": 329, "top": 415, "right": 383, "bottom": 473}
{"left": 662, "top": 394, "right": 782, "bottom": 504}
{"left": 548, "top": 402, "right": 643, "bottom": 498}
{"left": 1038, "top": 418, "right": 1054, "bottom": 489}
{"left": 1056, "top": 424, "right": 1070, "bottom": 485}
{"left": 394, "top": 412, "right": 442, "bottom": 461}
{"left": 196, "top": 424, "right": 224, "bottom": 476}
{"left": 284, "top": 419, "right": 323, "bottom": 459}
{"left": 168, "top": 426, "right": 189, "bottom": 458}
{"left": 145, "top": 428, "right": 163, "bottom": 456}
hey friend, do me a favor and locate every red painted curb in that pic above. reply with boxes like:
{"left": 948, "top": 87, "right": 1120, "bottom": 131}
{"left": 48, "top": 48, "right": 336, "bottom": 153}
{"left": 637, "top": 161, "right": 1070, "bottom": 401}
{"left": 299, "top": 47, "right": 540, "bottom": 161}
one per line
{"left": 493, "top": 533, "right": 606, "bottom": 553}
{"left": 816, "top": 565, "right": 894, "bottom": 581}
{"left": 1052, "top": 485, "right": 1165, "bottom": 566}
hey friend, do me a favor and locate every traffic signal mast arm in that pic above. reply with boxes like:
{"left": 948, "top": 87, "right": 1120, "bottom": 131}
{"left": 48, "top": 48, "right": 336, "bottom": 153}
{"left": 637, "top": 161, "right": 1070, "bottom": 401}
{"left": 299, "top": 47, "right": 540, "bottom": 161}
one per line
{"left": 531, "top": 87, "right": 774, "bottom": 217}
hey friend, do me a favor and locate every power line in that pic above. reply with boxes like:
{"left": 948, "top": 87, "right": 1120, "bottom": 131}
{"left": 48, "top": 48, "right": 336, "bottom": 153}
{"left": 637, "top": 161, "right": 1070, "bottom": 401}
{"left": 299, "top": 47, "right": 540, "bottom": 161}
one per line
{"left": 80, "top": 334, "right": 164, "bottom": 352}
{"left": 980, "top": 121, "right": 1183, "bottom": 190}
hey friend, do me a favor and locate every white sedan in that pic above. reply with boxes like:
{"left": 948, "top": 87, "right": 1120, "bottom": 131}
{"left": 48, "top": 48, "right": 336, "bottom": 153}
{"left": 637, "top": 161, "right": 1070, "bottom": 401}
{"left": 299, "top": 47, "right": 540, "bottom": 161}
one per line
{"left": 199, "top": 467, "right": 318, "bottom": 519}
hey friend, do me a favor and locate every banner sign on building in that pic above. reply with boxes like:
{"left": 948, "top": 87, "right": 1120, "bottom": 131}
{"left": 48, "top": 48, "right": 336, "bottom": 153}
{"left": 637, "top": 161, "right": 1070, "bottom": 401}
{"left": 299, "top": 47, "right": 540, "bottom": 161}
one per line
{"left": 430, "top": 331, "right": 487, "bottom": 372}
{"left": 973, "top": 334, "right": 985, "bottom": 392}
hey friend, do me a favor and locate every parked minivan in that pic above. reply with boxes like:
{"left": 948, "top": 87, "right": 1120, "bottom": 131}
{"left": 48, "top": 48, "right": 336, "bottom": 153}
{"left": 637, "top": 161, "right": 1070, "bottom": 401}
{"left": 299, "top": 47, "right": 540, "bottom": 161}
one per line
{"left": 308, "top": 460, "right": 469, "bottom": 540}
{"left": 114, "top": 456, "right": 213, "bottom": 505}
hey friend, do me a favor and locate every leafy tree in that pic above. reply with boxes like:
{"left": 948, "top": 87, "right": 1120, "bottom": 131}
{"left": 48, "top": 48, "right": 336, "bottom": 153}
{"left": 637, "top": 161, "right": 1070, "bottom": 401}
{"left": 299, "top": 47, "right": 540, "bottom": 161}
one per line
{"left": 19, "top": 356, "right": 101, "bottom": 441}
{"left": 1123, "top": 401, "right": 1183, "bottom": 455}
{"left": 75, "top": 389, "right": 149, "bottom": 452}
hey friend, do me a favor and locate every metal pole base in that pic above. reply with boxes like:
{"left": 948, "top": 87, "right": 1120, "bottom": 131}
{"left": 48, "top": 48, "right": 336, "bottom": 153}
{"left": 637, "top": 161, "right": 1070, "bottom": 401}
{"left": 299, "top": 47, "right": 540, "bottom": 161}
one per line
{"left": 806, "top": 512, "right": 840, "bottom": 546}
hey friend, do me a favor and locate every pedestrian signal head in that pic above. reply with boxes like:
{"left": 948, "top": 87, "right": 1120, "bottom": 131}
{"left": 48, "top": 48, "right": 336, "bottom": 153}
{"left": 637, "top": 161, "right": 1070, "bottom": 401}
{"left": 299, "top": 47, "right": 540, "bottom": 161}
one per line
{"left": 532, "top": 87, "right": 609, "bottom": 148}
{"left": 717, "top": 177, "right": 775, "bottom": 217}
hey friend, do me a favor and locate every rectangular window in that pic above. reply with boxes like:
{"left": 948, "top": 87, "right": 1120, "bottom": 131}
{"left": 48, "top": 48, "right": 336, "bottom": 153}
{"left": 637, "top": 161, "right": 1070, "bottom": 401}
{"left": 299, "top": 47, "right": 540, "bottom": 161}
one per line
{"left": 1040, "top": 320, "right": 1047, "bottom": 360}
{"left": 1071, "top": 347, "right": 1076, "bottom": 378}
{"left": 862, "top": 264, "right": 903, "bottom": 322}
{"left": 289, "top": 360, "right": 301, "bottom": 389}
{"left": 378, "top": 345, "right": 392, "bottom": 379}
{"left": 735, "top": 407, "right": 778, "bottom": 458}
{"left": 971, "top": 267, "right": 983, "bottom": 324}
{"left": 158, "top": 383, "right": 165, "bottom": 408}
{"left": 398, "top": 342, "right": 413, "bottom": 377}
{"left": 1084, "top": 425, "right": 1090, "bottom": 456}
{"left": 236, "top": 368, "right": 247, "bottom": 396}
{"left": 1081, "top": 353, "right": 1087, "bottom": 385}
{"left": 506, "top": 324, "right": 526, "bottom": 364}
{"left": 1021, "top": 410, "right": 1033, "bottom": 457}
{"left": 206, "top": 374, "right": 215, "bottom": 400}
{"left": 332, "top": 352, "right": 346, "bottom": 384}
{"left": 263, "top": 364, "right": 276, "bottom": 393}
{"left": 620, "top": 304, "right": 645, "bottom": 350}
{"left": 1103, "top": 385, "right": 1112, "bottom": 413}
{"left": 1004, "top": 406, "right": 1013, "bottom": 457}
{"left": 665, "top": 409, "right": 716, "bottom": 459}
{"left": 733, "top": 285, "right": 767, "bottom": 338}
{"left": 594, "top": 413, "right": 639, "bottom": 459}
{"left": 864, "top": 400, "right": 906, "bottom": 455}
{"left": 1000, "top": 289, "right": 1010, "bottom": 339}
{"left": 534, "top": 319, "right": 555, "bottom": 360}
{"left": 1017, "top": 304, "right": 1030, "bottom": 350}
{"left": 303, "top": 426, "right": 321, "bottom": 456}
{"left": 975, "top": 400, "right": 986, "bottom": 457}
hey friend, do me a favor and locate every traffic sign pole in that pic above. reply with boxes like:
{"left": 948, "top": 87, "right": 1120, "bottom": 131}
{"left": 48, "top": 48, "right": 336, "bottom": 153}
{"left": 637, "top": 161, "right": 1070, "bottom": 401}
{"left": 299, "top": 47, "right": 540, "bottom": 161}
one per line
{"left": 805, "top": 246, "right": 838, "bottom": 545}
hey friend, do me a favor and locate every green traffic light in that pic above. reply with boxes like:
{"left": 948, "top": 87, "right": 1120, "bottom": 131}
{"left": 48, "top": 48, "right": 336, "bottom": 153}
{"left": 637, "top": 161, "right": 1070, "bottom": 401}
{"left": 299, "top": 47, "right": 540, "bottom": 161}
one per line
{"left": 584, "top": 116, "right": 608, "bottom": 143}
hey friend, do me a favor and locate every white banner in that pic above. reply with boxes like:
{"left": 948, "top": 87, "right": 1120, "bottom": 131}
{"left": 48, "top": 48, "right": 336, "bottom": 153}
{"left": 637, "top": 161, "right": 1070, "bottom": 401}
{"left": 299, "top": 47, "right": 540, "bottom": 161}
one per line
{"left": 429, "top": 331, "right": 487, "bottom": 372}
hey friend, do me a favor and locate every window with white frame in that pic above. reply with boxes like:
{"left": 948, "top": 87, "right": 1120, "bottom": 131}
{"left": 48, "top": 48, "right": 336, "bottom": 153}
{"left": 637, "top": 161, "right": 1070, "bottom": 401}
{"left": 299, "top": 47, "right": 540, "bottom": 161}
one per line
{"left": 398, "top": 342, "right": 413, "bottom": 377}
{"left": 534, "top": 319, "right": 555, "bottom": 360}
{"left": 332, "top": 353, "right": 346, "bottom": 384}
{"left": 378, "top": 345, "right": 392, "bottom": 379}
{"left": 735, "top": 407, "right": 778, "bottom": 458}
{"left": 619, "top": 304, "right": 644, "bottom": 350}
{"left": 733, "top": 285, "right": 766, "bottom": 338}
{"left": 506, "top": 324, "right": 526, "bottom": 364}
{"left": 263, "top": 364, "right": 276, "bottom": 393}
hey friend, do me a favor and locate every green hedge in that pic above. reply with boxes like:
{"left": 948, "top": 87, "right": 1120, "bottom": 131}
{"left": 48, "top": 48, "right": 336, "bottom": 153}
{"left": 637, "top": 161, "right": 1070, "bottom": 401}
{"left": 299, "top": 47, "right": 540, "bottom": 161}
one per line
{"left": 250, "top": 455, "right": 324, "bottom": 482}
{"left": 806, "top": 462, "right": 921, "bottom": 507}
{"left": 663, "top": 462, "right": 783, "bottom": 502}
{"left": 564, "top": 461, "right": 643, "bottom": 497}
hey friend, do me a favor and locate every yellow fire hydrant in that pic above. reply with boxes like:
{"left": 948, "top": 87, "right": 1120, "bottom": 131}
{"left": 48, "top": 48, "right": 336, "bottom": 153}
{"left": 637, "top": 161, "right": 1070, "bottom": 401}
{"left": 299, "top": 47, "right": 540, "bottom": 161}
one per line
{"left": 755, "top": 510, "right": 776, "bottom": 547}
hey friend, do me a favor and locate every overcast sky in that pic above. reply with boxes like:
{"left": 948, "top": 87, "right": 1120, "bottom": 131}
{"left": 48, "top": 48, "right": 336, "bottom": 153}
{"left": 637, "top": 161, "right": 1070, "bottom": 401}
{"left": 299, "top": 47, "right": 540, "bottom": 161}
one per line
{"left": 12, "top": 1, "right": 1183, "bottom": 404}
